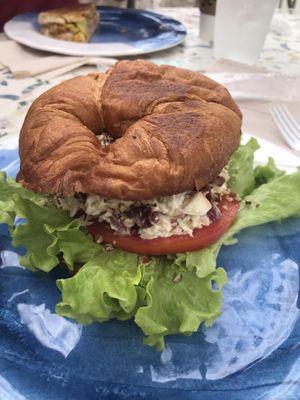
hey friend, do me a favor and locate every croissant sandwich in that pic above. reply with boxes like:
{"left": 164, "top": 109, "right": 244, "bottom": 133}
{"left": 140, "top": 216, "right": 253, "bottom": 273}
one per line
{"left": 17, "top": 60, "right": 242, "bottom": 255}
{"left": 4, "top": 60, "right": 300, "bottom": 349}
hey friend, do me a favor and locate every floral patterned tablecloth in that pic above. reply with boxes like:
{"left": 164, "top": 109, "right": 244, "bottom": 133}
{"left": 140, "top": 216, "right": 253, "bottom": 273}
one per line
{"left": 0, "top": 8, "right": 300, "bottom": 150}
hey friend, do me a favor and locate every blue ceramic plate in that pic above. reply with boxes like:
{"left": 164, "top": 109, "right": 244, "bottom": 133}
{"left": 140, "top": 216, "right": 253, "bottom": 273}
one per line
{"left": 4, "top": 7, "right": 187, "bottom": 57}
{"left": 1, "top": 148, "right": 300, "bottom": 400}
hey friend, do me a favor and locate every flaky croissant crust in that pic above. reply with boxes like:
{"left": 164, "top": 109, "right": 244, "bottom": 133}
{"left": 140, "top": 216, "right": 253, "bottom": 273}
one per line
{"left": 17, "top": 60, "right": 242, "bottom": 200}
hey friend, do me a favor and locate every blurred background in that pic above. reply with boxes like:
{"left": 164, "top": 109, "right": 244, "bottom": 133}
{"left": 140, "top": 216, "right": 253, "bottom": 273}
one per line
{"left": 0, "top": 0, "right": 299, "bottom": 30}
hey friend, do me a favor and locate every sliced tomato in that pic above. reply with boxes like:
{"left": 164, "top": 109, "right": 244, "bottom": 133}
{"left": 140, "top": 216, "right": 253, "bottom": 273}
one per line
{"left": 87, "top": 197, "right": 239, "bottom": 256}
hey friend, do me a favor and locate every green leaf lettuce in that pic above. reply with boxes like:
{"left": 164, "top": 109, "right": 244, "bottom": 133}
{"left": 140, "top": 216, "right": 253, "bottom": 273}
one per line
{"left": 227, "top": 137, "right": 260, "bottom": 197}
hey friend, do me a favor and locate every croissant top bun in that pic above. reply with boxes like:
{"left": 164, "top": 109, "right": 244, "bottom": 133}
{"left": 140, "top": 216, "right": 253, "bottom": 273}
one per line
{"left": 17, "top": 60, "right": 242, "bottom": 200}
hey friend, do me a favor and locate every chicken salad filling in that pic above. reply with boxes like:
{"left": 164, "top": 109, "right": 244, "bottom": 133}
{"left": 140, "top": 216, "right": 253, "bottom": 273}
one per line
{"left": 53, "top": 167, "right": 232, "bottom": 240}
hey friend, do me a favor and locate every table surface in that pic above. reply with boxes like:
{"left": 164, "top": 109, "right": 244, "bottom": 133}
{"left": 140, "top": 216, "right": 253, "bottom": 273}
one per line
{"left": 0, "top": 8, "right": 300, "bottom": 153}
{"left": 147, "top": 8, "right": 300, "bottom": 74}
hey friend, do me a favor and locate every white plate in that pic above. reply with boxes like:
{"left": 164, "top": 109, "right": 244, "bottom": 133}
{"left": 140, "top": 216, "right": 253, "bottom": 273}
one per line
{"left": 243, "top": 132, "right": 300, "bottom": 173}
{"left": 4, "top": 7, "right": 187, "bottom": 57}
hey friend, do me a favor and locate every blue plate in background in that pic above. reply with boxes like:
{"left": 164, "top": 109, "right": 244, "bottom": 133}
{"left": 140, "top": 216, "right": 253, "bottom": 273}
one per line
{"left": 4, "top": 7, "right": 187, "bottom": 57}
{"left": 0, "top": 148, "right": 300, "bottom": 400}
